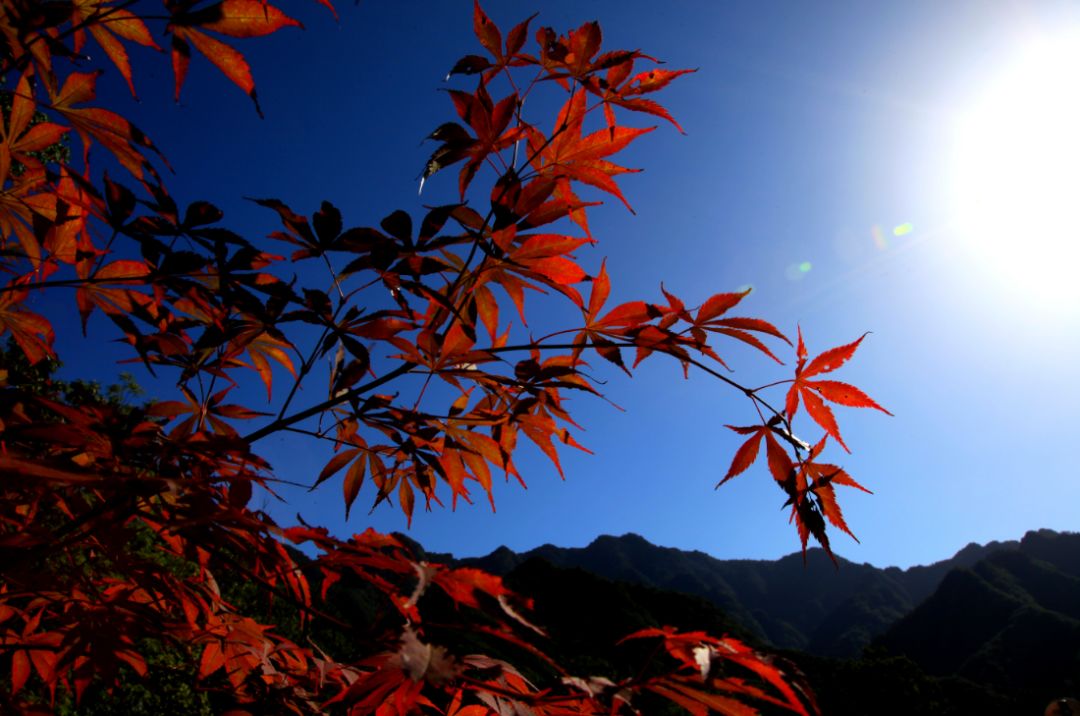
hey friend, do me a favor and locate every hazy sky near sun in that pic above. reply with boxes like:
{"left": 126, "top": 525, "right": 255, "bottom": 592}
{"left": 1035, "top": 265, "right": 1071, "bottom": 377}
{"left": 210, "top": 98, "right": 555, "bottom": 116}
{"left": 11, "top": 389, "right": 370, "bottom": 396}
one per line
{"left": 58, "top": 0, "right": 1080, "bottom": 569}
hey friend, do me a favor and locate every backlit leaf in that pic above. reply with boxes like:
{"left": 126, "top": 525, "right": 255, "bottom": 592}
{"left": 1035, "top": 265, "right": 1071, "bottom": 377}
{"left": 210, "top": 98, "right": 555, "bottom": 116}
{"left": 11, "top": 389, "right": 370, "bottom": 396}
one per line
{"left": 199, "top": 0, "right": 302, "bottom": 38}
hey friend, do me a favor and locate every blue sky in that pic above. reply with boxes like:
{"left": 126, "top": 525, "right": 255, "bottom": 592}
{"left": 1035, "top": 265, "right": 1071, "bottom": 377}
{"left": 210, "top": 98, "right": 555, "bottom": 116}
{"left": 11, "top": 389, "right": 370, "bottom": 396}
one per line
{"left": 50, "top": 0, "right": 1080, "bottom": 569}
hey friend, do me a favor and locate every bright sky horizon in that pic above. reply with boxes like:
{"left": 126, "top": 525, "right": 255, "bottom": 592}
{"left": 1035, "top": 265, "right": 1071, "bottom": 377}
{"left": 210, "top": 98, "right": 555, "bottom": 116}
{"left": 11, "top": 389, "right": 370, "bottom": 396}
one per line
{"left": 46, "top": 0, "right": 1080, "bottom": 571}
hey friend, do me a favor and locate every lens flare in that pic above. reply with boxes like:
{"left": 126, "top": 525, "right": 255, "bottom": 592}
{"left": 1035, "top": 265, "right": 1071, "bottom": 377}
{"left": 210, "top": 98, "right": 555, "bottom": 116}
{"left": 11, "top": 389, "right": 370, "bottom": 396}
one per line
{"left": 871, "top": 225, "right": 889, "bottom": 251}
{"left": 785, "top": 262, "right": 812, "bottom": 281}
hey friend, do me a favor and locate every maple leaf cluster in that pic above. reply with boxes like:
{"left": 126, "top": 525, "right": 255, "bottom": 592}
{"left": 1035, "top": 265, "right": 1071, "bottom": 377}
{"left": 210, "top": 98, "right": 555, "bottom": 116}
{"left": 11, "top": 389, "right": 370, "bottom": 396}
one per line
{"left": 0, "top": 0, "right": 887, "bottom": 713}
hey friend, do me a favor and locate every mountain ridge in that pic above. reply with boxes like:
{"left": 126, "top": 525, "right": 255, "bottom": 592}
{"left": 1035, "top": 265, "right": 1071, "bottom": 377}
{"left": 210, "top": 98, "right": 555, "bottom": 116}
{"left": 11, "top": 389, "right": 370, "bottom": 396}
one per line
{"left": 416, "top": 530, "right": 1034, "bottom": 656}
{"left": 391, "top": 528, "right": 1080, "bottom": 713}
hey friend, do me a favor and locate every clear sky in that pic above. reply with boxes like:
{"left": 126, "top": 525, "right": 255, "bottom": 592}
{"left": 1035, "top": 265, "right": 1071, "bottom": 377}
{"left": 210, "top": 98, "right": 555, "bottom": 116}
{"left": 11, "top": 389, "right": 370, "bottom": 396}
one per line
{"left": 53, "top": 0, "right": 1080, "bottom": 569}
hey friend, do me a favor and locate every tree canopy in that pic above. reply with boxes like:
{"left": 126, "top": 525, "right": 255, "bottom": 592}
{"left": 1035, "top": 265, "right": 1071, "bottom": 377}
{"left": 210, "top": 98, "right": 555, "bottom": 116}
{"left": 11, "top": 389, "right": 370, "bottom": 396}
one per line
{"left": 0, "top": 1, "right": 887, "bottom": 713}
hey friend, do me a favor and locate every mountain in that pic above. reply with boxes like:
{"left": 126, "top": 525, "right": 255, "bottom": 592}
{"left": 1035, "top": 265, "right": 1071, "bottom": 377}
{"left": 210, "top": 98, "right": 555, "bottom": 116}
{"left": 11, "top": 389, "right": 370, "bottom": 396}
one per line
{"left": 435, "top": 529, "right": 1080, "bottom": 714}
{"left": 498, "top": 557, "right": 756, "bottom": 685}
{"left": 449, "top": 532, "right": 1019, "bottom": 657}
{"left": 315, "top": 529, "right": 1080, "bottom": 714}
{"left": 874, "top": 529, "right": 1080, "bottom": 709}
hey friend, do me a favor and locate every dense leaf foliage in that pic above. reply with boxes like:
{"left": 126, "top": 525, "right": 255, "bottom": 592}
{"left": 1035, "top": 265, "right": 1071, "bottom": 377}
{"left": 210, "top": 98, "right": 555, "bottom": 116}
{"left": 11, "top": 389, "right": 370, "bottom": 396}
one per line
{"left": 0, "top": 1, "right": 887, "bottom": 713}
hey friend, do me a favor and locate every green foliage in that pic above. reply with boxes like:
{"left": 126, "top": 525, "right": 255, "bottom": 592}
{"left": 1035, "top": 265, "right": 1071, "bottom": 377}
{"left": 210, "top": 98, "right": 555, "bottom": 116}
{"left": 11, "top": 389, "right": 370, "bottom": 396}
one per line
{"left": 52, "top": 639, "right": 213, "bottom": 716}
{"left": 0, "top": 90, "right": 71, "bottom": 172}
{"left": 877, "top": 534, "right": 1080, "bottom": 713}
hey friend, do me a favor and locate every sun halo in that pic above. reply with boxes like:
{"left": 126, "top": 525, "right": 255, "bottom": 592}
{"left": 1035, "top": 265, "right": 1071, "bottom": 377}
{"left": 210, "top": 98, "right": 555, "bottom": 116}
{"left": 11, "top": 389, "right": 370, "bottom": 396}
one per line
{"left": 950, "top": 31, "right": 1080, "bottom": 311}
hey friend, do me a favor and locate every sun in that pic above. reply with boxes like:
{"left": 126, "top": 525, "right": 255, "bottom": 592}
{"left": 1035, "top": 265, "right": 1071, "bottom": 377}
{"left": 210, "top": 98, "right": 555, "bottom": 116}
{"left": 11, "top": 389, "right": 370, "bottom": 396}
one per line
{"left": 950, "top": 31, "right": 1080, "bottom": 309}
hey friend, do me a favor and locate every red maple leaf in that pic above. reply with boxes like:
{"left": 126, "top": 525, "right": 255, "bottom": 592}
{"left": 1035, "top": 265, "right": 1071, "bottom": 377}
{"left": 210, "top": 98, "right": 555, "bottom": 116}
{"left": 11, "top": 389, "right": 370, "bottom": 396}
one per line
{"left": 526, "top": 90, "right": 653, "bottom": 214}
{"left": 167, "top": 0, "right": 303, "bottom": 114}
{"left": 0, "top": 279, "right": 54, "bottom": 363}
{"left": 70, "top": 0, "right": 160, "bottom": 97}
{"left": 785, "top": 328, "right": 891, "bottom": 452}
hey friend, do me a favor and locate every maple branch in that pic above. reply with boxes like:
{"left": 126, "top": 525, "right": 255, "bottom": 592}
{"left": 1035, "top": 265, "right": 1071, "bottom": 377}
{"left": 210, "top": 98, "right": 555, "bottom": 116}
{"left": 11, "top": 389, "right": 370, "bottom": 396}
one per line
{"left": 484, "top": 338, "right": 805, "bottom": 453}
{"left": 484, "top": 339, "right": 753, "bottom": 392}
{"left": 243, "top": 361, "right": 419, "bottom": 444}
{"left": 438, "top": 95, "right": 580, "bottom": 333}
{"left": 0, "top": 271, "right": 217, "bottom": 294}
{"left": 0, "top": 0, "right": 142, "bottom": 76}
{"left": 322, "top": 253, "right": 345, "bottom": 299}
{"left": 681, "top": 352, "right": 804, "bottom": 455}
{"left": 750, "top": 379, "right": 794, "bottom": 393}
{"left": 263, "top": 470, "right": 335, "bottom": 489}
{"left": 273, "top": 300, "right": 349, "bottom": 425}
{"left": 89, "top": 223, "right": 124, "bottom": 276}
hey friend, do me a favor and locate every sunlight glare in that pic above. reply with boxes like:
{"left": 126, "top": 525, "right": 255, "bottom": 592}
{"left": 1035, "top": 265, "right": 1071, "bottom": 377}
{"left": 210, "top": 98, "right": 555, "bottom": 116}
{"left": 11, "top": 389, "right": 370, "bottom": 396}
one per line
{"left": 951, "top": 31, "right": 1080, "bottom": 308}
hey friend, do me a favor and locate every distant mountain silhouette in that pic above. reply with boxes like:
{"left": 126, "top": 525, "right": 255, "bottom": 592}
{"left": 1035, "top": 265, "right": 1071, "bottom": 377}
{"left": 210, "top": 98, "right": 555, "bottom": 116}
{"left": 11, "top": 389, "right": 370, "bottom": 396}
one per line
{"left": 876, "top": 529, "right": 1080, "bottom": 708}
{"left": 448, "top": 531, "right": 1019, "bottom": 657}
{"left": 373, "top": 529, "right": 1080, "bottom": 713}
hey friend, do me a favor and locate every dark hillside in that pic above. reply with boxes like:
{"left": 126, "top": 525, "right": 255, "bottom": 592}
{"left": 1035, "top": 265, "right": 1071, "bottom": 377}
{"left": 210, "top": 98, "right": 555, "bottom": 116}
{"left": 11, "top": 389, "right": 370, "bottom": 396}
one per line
{"left": 876, "top": 534, "right": 1080, "bottom": 712}
{"left": 457, "top": 531, "right": 1022, "bottom": 656}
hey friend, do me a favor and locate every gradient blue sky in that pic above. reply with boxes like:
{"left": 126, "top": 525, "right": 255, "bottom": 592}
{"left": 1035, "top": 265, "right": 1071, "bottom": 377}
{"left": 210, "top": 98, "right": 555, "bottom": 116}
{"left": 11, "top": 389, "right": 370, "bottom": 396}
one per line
{"left": 52, "top": 0, "right": 1080, "bottom": 568}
